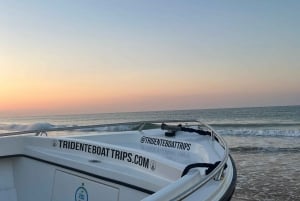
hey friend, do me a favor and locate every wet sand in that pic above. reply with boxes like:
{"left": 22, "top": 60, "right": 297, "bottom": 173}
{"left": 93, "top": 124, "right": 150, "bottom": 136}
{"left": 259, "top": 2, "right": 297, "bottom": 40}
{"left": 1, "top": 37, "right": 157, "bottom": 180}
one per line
{"left": 231, "top": 152, "right": 300, "bottom": 201}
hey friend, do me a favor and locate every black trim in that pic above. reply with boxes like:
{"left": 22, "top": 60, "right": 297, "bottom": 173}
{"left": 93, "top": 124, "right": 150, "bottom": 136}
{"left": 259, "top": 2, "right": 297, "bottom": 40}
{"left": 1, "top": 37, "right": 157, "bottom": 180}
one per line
{"left": 161, "top": 123, "right": 219, "bottom": 142}
{"left": 219, "top": 155, "right": 237, "bottom": 201}
{"left": 181, "top": 161, "right": 224, "bottom": 177}
{"left": 1, "top": 154, "right": 154, "bottom": 195}
{"left": 161, "top": 123, "right": 211, "bottom": 136}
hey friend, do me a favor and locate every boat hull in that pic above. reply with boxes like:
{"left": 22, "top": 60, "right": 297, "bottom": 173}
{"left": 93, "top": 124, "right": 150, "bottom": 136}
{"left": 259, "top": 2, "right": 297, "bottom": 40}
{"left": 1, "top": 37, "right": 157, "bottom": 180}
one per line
{"left": 0, "top": 122, "right": 236, "bottom": 201}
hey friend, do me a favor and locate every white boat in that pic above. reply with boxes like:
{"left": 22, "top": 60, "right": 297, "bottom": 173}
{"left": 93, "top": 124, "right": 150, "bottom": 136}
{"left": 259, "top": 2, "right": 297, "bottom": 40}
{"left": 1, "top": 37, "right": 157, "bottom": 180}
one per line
{"left": 0, "top": 121, "right": 236, "bottom": 201}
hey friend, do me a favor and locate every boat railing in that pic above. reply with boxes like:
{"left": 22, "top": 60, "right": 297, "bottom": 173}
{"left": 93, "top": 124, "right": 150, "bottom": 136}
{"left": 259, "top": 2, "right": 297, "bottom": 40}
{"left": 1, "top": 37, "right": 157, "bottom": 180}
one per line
{"left": 142, "top": 120, "right": 229, "bottom": 201}
{"left": 0, "top": 119, "right": 199, "bottom": 137}
{"left": 0, "top": 122, "right": 145, "bottom": 137}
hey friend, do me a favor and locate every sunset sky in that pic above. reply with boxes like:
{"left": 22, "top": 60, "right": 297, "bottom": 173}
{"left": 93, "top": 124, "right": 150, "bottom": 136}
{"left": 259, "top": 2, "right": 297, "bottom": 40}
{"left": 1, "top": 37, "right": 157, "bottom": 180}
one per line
{"left": 1, "top": 1, "right": 299, "bottom": 115}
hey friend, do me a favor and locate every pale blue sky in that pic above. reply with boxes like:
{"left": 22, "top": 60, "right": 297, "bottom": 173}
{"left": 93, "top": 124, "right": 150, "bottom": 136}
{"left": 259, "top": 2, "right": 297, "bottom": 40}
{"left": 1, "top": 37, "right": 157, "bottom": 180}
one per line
{"left": 1, "top": 1, "right": 299, "bottom": 115}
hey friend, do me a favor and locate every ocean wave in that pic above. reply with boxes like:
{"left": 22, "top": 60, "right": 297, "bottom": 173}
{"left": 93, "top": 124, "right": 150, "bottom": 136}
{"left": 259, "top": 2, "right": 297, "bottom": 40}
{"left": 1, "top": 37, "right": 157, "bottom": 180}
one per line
{"left": 1, "top": 122, "right": 300, "bottom": 138}
{"left": 211, "top": 122, "right": 300, "bottom": 128}
{"left": 230, "top": 146, "right": 300, "bottom": 153}
{"left": 77, "top": 124, "right": 139, "bottom": 132}
{"left": 216, "top": 128, "right": 300, "bottom": 137}
{"left": 0, "top": 122, "right": 56, "bottom": 132}
{"left": 0, "top": 122, "right": 143, "bottom": 134}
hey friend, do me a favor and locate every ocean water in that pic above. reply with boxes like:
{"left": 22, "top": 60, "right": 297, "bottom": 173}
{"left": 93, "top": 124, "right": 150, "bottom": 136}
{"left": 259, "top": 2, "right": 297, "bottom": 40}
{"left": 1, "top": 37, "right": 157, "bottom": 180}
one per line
{"left": 1, "top": 105, "right": 300, "bottom": 200}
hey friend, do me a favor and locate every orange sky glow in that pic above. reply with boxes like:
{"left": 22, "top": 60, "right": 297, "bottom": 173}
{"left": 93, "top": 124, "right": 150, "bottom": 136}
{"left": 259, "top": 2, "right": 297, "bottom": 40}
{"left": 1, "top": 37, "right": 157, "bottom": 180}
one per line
{"left": 1, "top": 1, "right": 299, "bottom": 116}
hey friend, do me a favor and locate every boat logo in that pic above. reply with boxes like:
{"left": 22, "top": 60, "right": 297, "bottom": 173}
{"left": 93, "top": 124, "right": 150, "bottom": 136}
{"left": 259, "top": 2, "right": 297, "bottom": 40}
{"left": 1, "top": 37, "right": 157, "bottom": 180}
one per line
{"left": 75, "top": 183, "right": 88, "bottom": 201}
{"left": 150, "top": 160, "right": 156, "bottom": 171}
{"left": 53, "top": 140, "right": 58, "bottom": 147}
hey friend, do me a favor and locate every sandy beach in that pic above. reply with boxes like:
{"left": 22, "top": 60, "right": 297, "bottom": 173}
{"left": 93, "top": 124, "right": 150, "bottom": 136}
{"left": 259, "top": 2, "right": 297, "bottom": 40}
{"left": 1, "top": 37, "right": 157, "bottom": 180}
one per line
{"left": 231, "top": 151, "right": 300, "bottom": 201}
